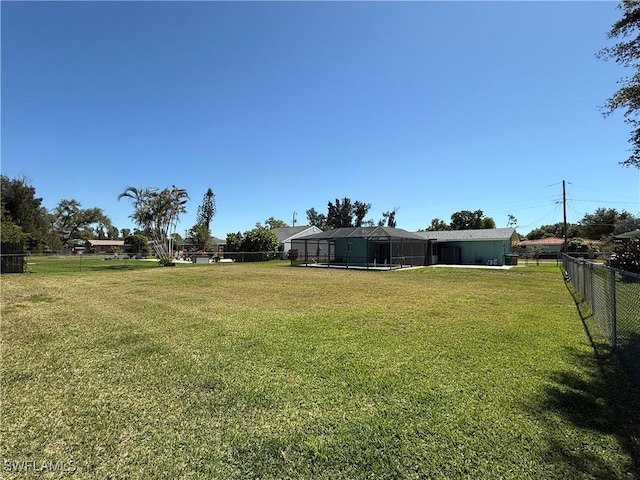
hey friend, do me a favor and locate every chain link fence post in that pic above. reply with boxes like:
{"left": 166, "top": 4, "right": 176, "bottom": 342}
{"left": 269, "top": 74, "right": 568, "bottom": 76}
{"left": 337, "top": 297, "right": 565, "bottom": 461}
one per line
{"left": 610, "top": 267, "right": 617, "bottom": 351}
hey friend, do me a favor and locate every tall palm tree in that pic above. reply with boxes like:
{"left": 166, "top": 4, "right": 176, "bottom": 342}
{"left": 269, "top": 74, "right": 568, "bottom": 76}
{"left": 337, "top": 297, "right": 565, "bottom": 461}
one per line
{"left": 118, "top": 186, "right": 189, "bottom": 263}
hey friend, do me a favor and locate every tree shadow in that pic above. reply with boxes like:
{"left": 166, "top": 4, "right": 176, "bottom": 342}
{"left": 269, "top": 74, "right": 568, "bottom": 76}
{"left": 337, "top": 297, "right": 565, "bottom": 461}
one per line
{"left": 538, "top": 275, "right": 640, "bottom": 477}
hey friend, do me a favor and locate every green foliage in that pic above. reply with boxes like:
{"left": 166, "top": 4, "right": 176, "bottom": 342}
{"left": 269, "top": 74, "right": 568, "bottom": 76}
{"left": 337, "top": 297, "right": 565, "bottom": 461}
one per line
{"left": 306, "top": 208, "right": 327, "bottom": 230}
{"left": 308, "top": 198, "right": 373, "bottom": 230}
{"left": 241, "top": 227, "right": 279, "bottom": 253}
{"left": 124, "top": 234, "right": 149, "bottom": 255}
{"left": 189, "top": 223, "right": 211, "bottom": 251}
{"left": 118, "top": 185, "right": 189, "bottom": 260}
{"left": 264, "top": 217, "right": 289, "bottom": 229}
{"left": 0, "top": 210, "right": 26, "bottom": 245}
{"left": 580, "top": 208, "right": 635, "bottom": 239}
{"left": 526, "top": 223, "right": 580, "bottom": 240}
{"left": 449, "top": 209, "right": 495, "bottom": 230}
{"left": 566, "top": 238, "right": 592, "bottom": 253}
{"left": 327, "top": 197, "right": 355, "bottom": 228}
{"left": 225, "top": 228, "right": 279, "bottom": 254}
{"left": 352, "top": 200, "right": 371, "bottom": 227}
{"left": 608, "top": 238, "right": 640, "bottom": 273}
{"left": 0, "top": 175, "right": 49, "bottom": 250}
{"left": 423, "top": 217, "right": 450, "bottom": 231}
{"left": 225, "top": 232, "right": 243, "bottom": 252}
{"left": 599, "top": 0, "right": 640, "bottom": 168}
{"left": 196, "top": 188, "right": 216, "bottom": 231}
{"left": 378, "top": 208, "right": 398, "bottom": 228}
{"left": 51, "top": 199, "right": 112, "bottom": 247}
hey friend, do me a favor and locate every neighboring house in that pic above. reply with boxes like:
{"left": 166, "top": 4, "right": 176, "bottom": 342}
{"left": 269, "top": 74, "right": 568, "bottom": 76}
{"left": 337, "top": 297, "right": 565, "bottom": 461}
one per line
{"left": 290, "top": 226, "right": 428, "bottom": 269}
{"left": 270, "top": 226, "right": 322, "bottom": 254}
{"left": 416, "top": 228, "right": 520, "bottom": 266}
{"left": 209, "top": 236, "right": 226, "bottom": 252}
{"left": 86, "top": 239, "right": 125, "bottom": 254}
{"left": 613, "top": 229, "right": 640, "bottom": 241}
{"left": 516, "top": 237, "right": 564, "bottom": 254}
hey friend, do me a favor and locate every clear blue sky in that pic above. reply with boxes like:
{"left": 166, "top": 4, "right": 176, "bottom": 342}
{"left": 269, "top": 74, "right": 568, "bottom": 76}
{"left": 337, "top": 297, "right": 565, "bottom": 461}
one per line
{"left": 2, "top": 1, "right": 639, "bottom": 238}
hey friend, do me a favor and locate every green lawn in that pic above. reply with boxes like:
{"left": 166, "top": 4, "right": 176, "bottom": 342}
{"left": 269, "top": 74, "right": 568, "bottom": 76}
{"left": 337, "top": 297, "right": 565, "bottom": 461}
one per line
{"left": 2, "top": 261, "right": 639, "bottom": 479}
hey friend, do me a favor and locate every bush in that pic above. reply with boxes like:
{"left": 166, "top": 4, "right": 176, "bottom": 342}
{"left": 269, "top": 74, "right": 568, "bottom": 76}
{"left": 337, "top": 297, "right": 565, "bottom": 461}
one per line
{"left": 607, "top": 239, "right": 640, "bottom": 274}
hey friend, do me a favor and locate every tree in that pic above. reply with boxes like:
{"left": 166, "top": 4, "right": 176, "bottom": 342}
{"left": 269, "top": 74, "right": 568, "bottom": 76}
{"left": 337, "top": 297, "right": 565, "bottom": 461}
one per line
{"left": 241, "top": 226, "right": 279, "bottom": 253}
{"left": 118, "top": 185, "right": 189, "bottom": 262}
{"left": 327, "top": 198, "right": 354, "bottom": 229}
{"left": 50, "top": 199, "right": 112, "bottom": 247}
{"left": 507, "top": 214, "right": 518, "bottom": 228}
{"left": 1, "top": 204, "right": 27, "bottom": 245}
{"left": 190, "top": 224, "right": 211, "bottom": 251}
{"left": 599, "top": 0, "right": 640, "bottom": 168}
{"left": 526, "top": 222, "right": 580, "bottom": 240}
{"left": 353, "top": 201, "right": 372, "bottom": 227}
{"left": 379, "top": 208, "right": 399, "bottom": 228}
{"left": 124, "top": 233, "right": 149, "bottom": 257}
{"left": 422, "top": 218, "right": 450, "bottom": 231}
{"left": 579, "top": 207, "right": 634, "bottom": 239}
{"left": 449, "top": 209, "right": 495, "bottom": 230}
{"left": 224, "top": 228, "right": 279, "bottom": 255}
{"left": 0, "top": 175, "right": 49, "bottom": 249}
{"left": 225, "top": 232, "right": 243, "bottom": 252}
{"left": 264, "top": 217, "right": 289, "bottom": 229}
{"left": 196, "top": 188, "right": 216, "bottom": 231}
{"left": 306, "top": 208, "right": 327, "bottom": 230}
{"left": 608, "top": 238, "right": 640, "bottom": 273}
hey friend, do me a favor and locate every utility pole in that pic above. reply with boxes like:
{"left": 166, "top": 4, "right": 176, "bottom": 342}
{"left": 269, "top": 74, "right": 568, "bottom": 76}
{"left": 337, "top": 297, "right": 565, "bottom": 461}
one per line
{"left": 292, "top": 211, "right": 297, "bottom": 227}
{"left": 562, "top": 180, "right": 567, "bottom": 253}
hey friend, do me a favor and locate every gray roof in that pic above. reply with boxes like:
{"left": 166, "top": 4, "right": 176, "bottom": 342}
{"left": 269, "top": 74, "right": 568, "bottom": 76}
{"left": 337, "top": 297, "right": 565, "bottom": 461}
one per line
{"left": 415, "top": 228, "right": 518, "bottom": 242}
{"left": 295, "top": 226, "right": 426, "bottom": 241}
{"left": 270, "top": 226, "right": 319, "bottom": 242}
{"left": 614, "top": 229, "right": 640, "bottom": 240}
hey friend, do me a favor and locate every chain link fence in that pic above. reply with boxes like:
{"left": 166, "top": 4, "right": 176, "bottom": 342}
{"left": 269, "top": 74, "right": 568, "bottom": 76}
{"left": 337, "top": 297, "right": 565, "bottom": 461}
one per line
{"left": 562, "top": 253, "right": 640, "bottom": 385}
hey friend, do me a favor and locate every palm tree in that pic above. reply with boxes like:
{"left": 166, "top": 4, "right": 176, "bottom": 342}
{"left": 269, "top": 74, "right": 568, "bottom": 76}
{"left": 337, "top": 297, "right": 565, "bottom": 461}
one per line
{"left": 119, "top": 186, "right": 189, "bottom": 263}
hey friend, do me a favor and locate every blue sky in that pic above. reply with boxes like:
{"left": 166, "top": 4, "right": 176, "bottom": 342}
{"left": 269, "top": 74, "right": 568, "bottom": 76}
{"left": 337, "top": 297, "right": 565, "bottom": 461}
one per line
{"left": 2, "top": 1, "right": 639, "bottom": 238}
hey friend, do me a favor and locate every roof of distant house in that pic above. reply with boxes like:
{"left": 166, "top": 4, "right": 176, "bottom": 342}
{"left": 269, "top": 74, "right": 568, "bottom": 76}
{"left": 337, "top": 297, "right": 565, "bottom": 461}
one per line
{"left": 270, "top": 226, "right": 320, "bottom": 242}
{"left": 614, "top": 229, "right": 640, "bottom": 240}
{"left": 86, "top": 240, "right": 125, "bottom": 246}
{"left": 517, "top": 237, "right": 564, "bottom": 246}
{"left": 416, "top": 228, "right": 518, "bottom": 242}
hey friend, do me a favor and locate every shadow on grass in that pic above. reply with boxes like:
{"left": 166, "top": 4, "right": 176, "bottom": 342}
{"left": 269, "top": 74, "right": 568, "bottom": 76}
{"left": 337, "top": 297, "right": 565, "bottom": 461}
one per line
{"left": 539, "top": 274, "right": 640, "bottom": 477}
{"left": 86, "top": 265, "right": 136, "bottom": 271}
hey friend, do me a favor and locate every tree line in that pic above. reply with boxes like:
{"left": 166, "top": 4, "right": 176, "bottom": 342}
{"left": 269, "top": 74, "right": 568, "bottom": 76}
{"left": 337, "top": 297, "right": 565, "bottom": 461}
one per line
{"left": 2, "top": 175, "right": 638, "bottom": 257}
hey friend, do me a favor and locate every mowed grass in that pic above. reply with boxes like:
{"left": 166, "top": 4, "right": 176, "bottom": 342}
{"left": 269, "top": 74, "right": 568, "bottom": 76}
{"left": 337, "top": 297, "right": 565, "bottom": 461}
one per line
{"left": 2, "top": 261, "right": 639, "bottom": 479}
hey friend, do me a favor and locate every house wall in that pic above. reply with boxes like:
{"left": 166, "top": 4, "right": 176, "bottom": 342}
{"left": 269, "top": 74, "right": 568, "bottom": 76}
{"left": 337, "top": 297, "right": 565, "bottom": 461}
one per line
{"left": 438, "top": 240, "right": 512, "bottom": 265}
{"left": 281, "top": 227, "right": 322, "bottom": 253}
{"left": 334, "top": 238, "right": 369, "bottom": 263}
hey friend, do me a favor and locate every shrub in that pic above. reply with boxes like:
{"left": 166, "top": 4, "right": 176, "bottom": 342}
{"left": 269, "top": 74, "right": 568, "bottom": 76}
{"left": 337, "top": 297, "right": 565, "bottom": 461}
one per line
{"left": 607, "top": 239, "right": 640, "bottom": 274}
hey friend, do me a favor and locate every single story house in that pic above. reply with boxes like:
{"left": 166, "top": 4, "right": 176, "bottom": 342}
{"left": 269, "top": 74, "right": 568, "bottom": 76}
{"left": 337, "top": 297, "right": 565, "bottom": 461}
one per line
{"left": 516, "top": 237, "right": 564, "bottom": 254}
{"left": 290, "top": 226, "right": 428, "bottom": 269}
{"left": 415, "top": 228, "right": 520, "bottom": 266}
{"left": 209, "top": 236, "right": 227, "bottom": 252}
{"left": 271, "top": 226, "right": 323, "bottom": 254}
{"left": 86, "top": 239, "right": 125, "bottom": 254}
{"left": 613, "top": 229, "right": 640, "bottom": 241}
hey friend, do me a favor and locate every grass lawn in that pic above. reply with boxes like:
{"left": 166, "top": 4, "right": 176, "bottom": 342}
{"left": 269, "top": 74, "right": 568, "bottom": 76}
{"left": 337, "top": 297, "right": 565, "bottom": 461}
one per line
{"left": 2, "top": 261, "right": 639, "bottom": 479}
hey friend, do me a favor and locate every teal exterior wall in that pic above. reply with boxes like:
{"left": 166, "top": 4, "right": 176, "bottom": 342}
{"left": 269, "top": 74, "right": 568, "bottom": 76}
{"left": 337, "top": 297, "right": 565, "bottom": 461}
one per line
{"left": 438, "top": 240, "right": 513, "bottom": 265}
{"left": 334, "top": 238, "right": 369, "bottom": 263}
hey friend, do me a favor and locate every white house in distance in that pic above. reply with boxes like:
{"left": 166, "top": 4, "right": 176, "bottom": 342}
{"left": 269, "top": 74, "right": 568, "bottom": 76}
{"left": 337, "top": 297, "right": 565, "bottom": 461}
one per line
{"left": 271, "top": 226, "right": 323, "bottom": 254}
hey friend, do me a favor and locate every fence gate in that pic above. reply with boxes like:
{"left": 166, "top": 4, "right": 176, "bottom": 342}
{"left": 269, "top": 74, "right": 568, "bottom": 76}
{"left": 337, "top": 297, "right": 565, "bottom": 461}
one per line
{"left": 1, "top": 242, "right": 26, "bottom": 274}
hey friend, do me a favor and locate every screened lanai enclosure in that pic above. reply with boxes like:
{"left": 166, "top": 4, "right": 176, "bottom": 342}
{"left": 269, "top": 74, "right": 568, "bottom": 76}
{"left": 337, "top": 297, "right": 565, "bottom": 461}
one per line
{"left": 289, "top": 227, "right": 428, "bottom": 270}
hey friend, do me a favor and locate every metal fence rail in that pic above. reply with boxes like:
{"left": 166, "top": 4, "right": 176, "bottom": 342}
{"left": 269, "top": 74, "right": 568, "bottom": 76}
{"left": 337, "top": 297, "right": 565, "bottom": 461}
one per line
{"left": 562, "top": 254, "right": 640, "bottom": 385}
